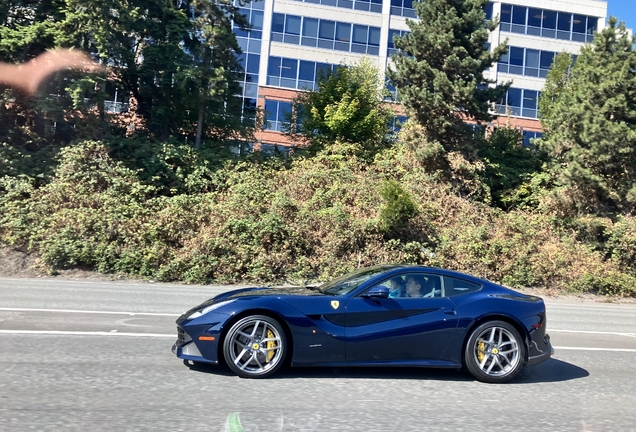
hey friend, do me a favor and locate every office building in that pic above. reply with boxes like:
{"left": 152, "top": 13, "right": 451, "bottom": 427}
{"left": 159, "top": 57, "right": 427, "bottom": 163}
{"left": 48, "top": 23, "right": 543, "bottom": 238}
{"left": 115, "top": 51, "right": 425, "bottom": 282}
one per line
{"left": 231, "top": 0, "right": 609, "bottom": 151}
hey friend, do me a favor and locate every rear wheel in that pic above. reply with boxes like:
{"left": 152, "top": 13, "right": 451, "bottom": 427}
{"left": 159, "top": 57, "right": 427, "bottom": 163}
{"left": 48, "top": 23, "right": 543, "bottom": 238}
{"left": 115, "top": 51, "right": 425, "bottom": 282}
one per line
{"left": 223, "top": 315, "right": 286, "bottom": 378}
{"left": 464, "top": 320, "right": 525, "bottom": 383}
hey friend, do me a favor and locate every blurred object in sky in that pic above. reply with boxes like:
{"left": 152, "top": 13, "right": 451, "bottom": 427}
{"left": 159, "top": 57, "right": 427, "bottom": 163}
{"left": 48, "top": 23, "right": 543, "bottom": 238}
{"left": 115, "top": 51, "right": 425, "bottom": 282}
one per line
{"left": 0, "top": 49, "right": 103, "bottom": 94}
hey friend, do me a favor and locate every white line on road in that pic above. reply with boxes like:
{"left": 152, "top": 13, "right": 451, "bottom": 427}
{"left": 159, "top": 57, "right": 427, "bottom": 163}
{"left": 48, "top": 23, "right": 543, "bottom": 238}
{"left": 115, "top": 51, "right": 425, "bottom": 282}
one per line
{"left": 553, "top": 346, "right": 636, "bottom": 353}
{"left": 551, "top": 329, "right": 636, "bottom": 337}
{"left": 0, "top": 307, "right": 180, "bottom": 317}
{"left": 0, "top": 330, "right": 174, "bottom": 338}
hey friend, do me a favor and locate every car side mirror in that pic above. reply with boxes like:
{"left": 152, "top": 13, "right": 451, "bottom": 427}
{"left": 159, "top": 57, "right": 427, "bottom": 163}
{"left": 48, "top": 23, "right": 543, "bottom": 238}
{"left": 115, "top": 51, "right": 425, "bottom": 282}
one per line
{"left": 362, "top": 286, "right": 390, "bottom": 299}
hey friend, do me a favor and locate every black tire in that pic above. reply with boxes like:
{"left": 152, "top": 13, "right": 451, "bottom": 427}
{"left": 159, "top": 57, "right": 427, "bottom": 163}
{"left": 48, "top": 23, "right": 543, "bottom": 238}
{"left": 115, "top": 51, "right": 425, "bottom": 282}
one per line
{"left": 223, "top": 315, "right": 287, "bottom": 378}
{"left": 464, "top": 320, "right": 525, "bottom": 383}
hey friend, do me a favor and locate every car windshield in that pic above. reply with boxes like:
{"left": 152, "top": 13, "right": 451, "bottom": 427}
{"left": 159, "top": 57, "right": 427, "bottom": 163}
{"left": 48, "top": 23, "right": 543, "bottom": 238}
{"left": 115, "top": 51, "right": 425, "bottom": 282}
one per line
{"left": 318, "top": 267, "right": 391, "bottom": 296}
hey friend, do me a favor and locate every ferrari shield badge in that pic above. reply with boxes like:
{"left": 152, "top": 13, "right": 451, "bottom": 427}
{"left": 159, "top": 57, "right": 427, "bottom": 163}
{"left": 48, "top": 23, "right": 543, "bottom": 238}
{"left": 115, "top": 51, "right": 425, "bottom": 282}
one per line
{"left": 330, "top": 300, "right": 340, "bottom": 309}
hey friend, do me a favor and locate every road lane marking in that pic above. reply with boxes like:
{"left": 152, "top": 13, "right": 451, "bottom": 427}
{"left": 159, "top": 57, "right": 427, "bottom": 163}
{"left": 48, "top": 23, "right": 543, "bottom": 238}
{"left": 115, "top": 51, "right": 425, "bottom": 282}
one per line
{"left": 2, "top": 330, "right": 636, "bottom": 354}
{"left": 550, "top": 329, "right": 636, "bottom": 338}
{"left": 554, "top": 346, "right": 636, "bottom": 353}
{"left": 0, "top": 330, "right": 174, "bottom": 338}
{"left": 0, "top": 307, "right": 180, "bottom": 317}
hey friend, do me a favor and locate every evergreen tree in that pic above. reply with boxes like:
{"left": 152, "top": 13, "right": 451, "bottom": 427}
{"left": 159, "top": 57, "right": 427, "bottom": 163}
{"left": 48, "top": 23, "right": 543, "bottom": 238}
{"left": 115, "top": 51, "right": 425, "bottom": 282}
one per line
{"left": 61, "top": 0, "right": 197, "bottom": 140}
{"left": 538, "top": 18, "right": 636, "bottom": 214}
{"left": 387, "top": 0, "right": 508, "bottom": 150}
{"left": 0, "top": 1, "right": 84, "bottom": 173}
{"left": 537, "top": 52, "right": 573, "bottom": 136}
{"left": 185, "top": 0, "right": 254, "bottom": 149}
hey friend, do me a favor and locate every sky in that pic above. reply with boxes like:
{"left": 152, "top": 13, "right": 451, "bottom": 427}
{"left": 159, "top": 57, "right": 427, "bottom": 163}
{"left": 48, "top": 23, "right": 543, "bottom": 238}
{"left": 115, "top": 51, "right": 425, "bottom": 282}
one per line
{"left": 607, "top": 0, "right": 636, "bottom": 30}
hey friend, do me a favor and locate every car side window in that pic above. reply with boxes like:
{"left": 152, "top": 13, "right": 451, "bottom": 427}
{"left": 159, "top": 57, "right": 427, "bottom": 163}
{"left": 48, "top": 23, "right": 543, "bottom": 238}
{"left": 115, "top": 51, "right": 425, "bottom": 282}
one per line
{"left": 360, "top": 276, "right": 398, "bottom": 297}
{"left": 363, "top": 273, "right": 449, "bottom": 299}
{"left": 421, "top": 274, "right": 443, "bottom": 298}
{"left": 443, "top": 276, "right": 481, "bottom": 297}
{"left": 387, "top": 273, "right": 431, "bottom": 298}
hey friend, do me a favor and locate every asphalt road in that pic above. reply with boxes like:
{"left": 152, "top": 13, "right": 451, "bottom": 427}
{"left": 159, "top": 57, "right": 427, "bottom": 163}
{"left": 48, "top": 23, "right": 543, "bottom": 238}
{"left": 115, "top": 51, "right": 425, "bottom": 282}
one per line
{"left": 1, "top": 278, "right": 636, "bottom": 432}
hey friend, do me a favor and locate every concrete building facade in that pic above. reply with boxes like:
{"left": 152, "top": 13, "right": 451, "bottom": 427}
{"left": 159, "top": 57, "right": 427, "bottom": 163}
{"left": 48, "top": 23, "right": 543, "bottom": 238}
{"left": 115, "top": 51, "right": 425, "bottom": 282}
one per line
{"left": 230, "top": 0, "right": 609, "bottom": 151}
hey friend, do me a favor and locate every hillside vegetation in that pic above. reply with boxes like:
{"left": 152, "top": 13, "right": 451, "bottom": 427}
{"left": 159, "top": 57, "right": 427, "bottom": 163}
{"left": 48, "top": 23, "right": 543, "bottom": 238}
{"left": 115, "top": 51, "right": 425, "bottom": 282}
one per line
{"left": 1, "top": 139, "right": 635, "bottom": 297}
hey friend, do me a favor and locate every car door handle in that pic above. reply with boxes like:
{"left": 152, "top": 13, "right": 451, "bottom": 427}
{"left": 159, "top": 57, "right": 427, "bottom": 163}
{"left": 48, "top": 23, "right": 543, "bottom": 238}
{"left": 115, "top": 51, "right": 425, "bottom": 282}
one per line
{"left": 443, "top": 308, "right": 457, "bottom": 315}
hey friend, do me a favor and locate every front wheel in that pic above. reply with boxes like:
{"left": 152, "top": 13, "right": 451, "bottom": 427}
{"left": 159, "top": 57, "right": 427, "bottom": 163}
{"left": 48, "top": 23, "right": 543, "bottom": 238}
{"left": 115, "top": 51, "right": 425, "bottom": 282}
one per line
{"left": 464, "top": 320, "right": 525, "bottom": 383}
{"left": 223, "top": 315, "right": 287, "bottom": 378}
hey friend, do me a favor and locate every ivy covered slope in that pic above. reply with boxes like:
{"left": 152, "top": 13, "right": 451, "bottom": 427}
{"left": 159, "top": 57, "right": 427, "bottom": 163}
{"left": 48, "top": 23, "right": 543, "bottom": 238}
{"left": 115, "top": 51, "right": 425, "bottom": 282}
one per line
{"left": 1, "top": 138, "right": 635, "bottom": 297}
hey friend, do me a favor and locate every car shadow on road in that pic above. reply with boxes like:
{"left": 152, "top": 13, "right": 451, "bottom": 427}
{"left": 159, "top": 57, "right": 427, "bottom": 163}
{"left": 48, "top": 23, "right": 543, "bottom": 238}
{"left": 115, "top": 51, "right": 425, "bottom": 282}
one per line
{"left": 513, "top": 358, "right": 589, "bottom": 383}
{"left": 185, "top": 357, "right": 588, "bottom": 383}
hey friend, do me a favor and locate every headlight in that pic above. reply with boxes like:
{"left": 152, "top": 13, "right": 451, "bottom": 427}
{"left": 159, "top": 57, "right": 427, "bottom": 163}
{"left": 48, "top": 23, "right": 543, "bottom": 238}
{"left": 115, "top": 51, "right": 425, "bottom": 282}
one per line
{"left": 188, "top": 300, "right": 235, "bottom": 319}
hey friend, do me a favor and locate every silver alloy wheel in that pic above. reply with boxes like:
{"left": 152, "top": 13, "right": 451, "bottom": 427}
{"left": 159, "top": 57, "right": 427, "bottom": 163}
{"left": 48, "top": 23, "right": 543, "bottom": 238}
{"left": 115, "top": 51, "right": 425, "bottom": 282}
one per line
{"left": 473, "top": 326, "right": 521, "bottom": 378}
{"left": 225, "top": 315, "right": 285, "bottom": 377}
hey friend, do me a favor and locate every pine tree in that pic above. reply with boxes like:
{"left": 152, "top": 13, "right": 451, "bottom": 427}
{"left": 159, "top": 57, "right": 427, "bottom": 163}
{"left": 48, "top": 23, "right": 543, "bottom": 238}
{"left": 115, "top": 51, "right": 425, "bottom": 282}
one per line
{"left": 538, "top": 18, "right": 636, "bottom": 214}
{"left": 185, "top": 0, "right": 254, "bottom": 149}
{"left": 386, "top": 0, "right": 508, "bottom": 150}
{"left": 537, "top": 52, "right": 573, "bottom": 136}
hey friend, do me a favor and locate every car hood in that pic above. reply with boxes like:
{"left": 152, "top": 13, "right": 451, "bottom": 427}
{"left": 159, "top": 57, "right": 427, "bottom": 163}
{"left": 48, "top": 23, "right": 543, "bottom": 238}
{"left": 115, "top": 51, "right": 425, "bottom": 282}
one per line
{"left": 181, "top": 286, "right": 325, "bottom": 320}
{"left": 219, "top": 286, "right": 325, "bottom": 300}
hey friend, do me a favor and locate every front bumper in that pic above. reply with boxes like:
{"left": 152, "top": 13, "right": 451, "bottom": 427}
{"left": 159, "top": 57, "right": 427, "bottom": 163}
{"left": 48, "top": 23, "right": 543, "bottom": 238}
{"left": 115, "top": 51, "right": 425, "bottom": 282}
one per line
{"left": 172, "top": 340, "right": 217, "bottom": 364}
{"left": 526, "top": 333, "right": 554, "bottom": 367}
{"left": 172, "top": 315, "right": 226, "bottom": 365}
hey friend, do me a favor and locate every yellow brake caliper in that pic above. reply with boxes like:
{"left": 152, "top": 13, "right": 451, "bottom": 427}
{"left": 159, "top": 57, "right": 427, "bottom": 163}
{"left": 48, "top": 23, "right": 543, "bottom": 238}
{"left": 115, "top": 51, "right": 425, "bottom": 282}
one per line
{"left": 266, "top": 329, "right": 276, "bottom": 362}
{"left": 477, "top": 340, "right": 485, "bottom": 362}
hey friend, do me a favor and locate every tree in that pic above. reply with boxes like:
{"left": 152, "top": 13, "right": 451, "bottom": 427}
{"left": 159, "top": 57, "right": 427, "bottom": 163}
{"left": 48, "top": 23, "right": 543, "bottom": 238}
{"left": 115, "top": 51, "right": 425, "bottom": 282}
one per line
{"left": 478, "top": 125, "right": 545, "bottom": 209}
{"left": 538, "top": 18, "right": 636, "bottom": 214}
{"left": 387, "top": 0, "right": 508, "bottom": 150}
{"left": 287, "top": 57, "right": 395, "bottom": 156}
{"left": 0, "top": 0, "right": 255, "bottom": 149}
{"left": 182, "top": 0, "right": 256, "bottom": 149}
{"left": 537, "top": 51, "right": 573, "bottom": 135}
{"left": 0, "top": 1, "right": 96, "bottom": 175}
{"left": 61, "top": 0, "right": 197, "bottom": 140}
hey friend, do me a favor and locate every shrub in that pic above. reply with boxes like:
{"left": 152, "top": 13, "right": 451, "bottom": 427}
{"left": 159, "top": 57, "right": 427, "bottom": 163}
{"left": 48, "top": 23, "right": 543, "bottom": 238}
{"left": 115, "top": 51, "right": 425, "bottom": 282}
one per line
{"left": 378, "top": 179, "right": 418, "bottom": 236}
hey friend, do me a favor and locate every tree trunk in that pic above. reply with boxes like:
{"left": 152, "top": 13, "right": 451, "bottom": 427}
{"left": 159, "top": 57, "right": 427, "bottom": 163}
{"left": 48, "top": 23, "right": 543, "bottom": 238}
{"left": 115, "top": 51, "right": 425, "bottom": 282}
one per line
{"left": 194, "top": 98, "right": 205, "bottom": 149}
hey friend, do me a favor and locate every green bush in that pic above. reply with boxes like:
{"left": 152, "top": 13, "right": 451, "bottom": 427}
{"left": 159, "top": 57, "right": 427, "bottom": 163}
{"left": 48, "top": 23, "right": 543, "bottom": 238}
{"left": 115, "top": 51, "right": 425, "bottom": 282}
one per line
{"left": 570, "top": 272, "right": 636, "bottom": 297}
{"left": 605, "top": 216, "right": 636, "bottom": 276}
{"left": 378, "top": 179, "right": 419, "bottom": 236}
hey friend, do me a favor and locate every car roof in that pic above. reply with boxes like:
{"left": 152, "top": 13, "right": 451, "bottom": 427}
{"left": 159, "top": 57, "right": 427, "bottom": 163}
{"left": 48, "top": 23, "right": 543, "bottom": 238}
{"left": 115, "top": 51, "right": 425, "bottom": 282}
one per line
{"left": 377, "top": 265, "right": 492, "bottom": 285}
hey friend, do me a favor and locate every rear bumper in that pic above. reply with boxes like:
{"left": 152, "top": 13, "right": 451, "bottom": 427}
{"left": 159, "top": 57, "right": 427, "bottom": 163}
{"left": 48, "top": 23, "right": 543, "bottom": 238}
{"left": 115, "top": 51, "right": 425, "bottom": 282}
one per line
{"left": 527, "top": 333, "right": 553, "bottom": 367}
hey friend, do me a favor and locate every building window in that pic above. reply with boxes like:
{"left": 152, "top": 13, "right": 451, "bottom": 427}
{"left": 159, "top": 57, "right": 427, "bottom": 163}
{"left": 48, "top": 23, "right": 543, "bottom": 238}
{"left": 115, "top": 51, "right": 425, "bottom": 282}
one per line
{"left": 390, "top": 0, "right": 416, "bottom": 18}
{"left": 271, "top": 13, "right": 381, "bottom": 55}
{"left": 235, "top": 52, "right": 260, "bottom": 86}
{"left": 264, "top": 100, "right": 293, "bottom": 132}
{"left": 389, "top": 115, "right": 408, "bottom": 133}
{"left": 291, "top": 0, "right": 382, "bottom": 13}
{"left": 260, "top": 143, "right": 293, "bottom": 156}
{"left": 385, "top": 79, "right": 399, "bottom": 102}
{"left": 387, "top": 29, "right": 409, "bottom": 57}
{"left": 496, "top": 87, "right": 541, "bottom": 119}
{"left": 498, "top": 46, "right": 557, "bottom": 78}
{"left": 499, "top": 4, "right": 597, "bottom": 42}
{"left": 522, "top": 131, "right": 543, "bottom": 147}
{"left": 232, "top": 0, "right": 264, "bottom": 121}
{"left": 485, "top": 2, "right": 493, "bottom": 21}
{"left": 267, "top": 56, "right": 340, "bottom": 90}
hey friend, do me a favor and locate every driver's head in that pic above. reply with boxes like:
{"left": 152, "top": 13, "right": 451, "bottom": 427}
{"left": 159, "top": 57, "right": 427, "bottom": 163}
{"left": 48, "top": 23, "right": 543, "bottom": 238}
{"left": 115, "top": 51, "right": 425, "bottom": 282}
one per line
{"left": 405, "top": 276, "right": 423, "bottom": 297}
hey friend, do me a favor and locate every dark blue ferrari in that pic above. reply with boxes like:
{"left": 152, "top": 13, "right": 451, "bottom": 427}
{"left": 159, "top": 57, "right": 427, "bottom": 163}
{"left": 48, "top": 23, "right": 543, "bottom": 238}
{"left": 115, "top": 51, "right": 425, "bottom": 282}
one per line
{"left": 172, "top": 265, "right": 553, "bottom": 383}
